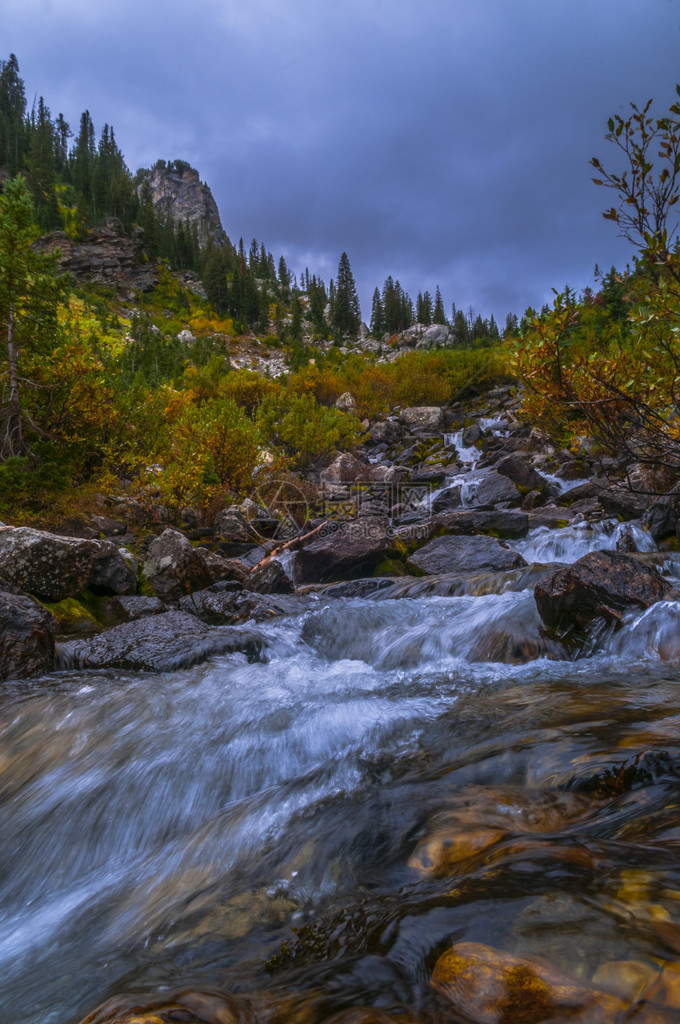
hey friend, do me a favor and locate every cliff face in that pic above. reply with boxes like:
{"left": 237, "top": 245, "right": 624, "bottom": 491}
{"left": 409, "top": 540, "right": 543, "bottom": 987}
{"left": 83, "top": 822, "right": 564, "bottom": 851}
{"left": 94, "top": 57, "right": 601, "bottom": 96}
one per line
{"left": 144, "top": 160, "right": 228, "bottom": 247}
{"left": 39, "top": 219, "right": 157, "bottom": 294}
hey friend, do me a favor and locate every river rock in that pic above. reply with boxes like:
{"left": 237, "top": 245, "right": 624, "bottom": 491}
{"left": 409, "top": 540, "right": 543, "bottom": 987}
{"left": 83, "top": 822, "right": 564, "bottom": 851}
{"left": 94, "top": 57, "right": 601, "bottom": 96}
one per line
{"left": 244, "top": 557, "right": 296, "bottom": 594}
{"left": 462, "top": 423, "right": 483, "bottom": 446}
{"left": 76, "top": 986, "right": 247, "bottom": 1024}
{"left": 60, "top": 611, "right": 267, "bottom": 672}
{"left": 98, "top": 595, "right": 165, "bottom": 624}
{"left": 433, "top": 509, "right": 529, "bottom": 539}
{"left": 598, "top": 484, "right": 651, "bottom": 520}
{"left": 400, "top": 406, "right": 443, "bottom": 431}
{"left": 430, "top": 941, "right": 625, "bottom": 1023}
{"left": 432, "top": 469, "right": 522, "bottom": 512}
{"left": 0, "top": 526, "right": 136, "bottom": 601}
{"left": 0, "top": 578, "right": 56, "bottom": 680}
{"left": 289, "top": 517, "right": 393, "bottom": 584}
{"left": 535, "top": 550, "right": 675, "bottom": 633}
{"left": 195, "top": 546, "right": 247, "bottom": 584}
{"left": 410, "top": 786, "right": 593, "bottom": 877}
{"left": 142, "top": 529, "right": 213, "bottom": 598}
{"left": 642, "top": 482, "right": 680, "bottom": 541}
{"left": 494, "top": 453, "right": 546, "bottom": 491}
{"left": 407, "top": 535, "right": 527, "bottom": 575}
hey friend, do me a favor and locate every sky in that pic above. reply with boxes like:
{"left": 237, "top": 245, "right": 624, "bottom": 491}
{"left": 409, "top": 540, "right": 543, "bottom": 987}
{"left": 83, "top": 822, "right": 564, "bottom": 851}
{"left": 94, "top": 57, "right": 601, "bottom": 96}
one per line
{"left": 3, "top": 0, "right": 680, "bottom": 325}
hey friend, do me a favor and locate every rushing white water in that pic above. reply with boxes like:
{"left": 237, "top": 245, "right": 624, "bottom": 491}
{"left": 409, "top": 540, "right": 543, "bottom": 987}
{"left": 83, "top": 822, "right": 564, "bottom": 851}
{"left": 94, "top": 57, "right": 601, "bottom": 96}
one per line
{"left": 512, "top": 517, "right": 657, "bottom": 563}
{"left": 6, "top": 527, "right": 680, "bottom": 1023}
{"left": 442, "top": 430, "right": 481, "bottom": 467}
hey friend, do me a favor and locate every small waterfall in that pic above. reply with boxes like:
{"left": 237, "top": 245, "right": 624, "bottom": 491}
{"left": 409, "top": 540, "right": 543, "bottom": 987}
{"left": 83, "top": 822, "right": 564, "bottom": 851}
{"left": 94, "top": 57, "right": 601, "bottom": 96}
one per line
{"left": 512, "top": 518, "right": 657, "bottom": 564}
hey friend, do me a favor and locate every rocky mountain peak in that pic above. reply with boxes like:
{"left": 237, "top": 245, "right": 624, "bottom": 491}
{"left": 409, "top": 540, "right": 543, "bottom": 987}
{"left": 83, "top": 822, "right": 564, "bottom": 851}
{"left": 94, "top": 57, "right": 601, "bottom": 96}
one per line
{"left": 143, "top": 159, "right": 228, "bottom": 247}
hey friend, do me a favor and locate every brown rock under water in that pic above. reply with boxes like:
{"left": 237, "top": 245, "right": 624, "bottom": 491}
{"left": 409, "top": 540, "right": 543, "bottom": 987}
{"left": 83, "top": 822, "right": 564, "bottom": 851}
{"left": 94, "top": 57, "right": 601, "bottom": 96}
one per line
{"left": 430, "top": 942, "right": 625, "bottom": 1023}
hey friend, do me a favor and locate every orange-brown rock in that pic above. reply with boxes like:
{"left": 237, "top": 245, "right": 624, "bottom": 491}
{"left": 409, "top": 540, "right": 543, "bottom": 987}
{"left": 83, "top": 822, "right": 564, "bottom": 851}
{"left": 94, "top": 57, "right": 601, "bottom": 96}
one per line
{"left": 77, "top": 987, "right": 247, "bottom": 1024}
{"left": 409, "top": 786, "right": 595, "bottom": 877}
{"left": 430, "top": 942, "right": 625, "bottom": 1023}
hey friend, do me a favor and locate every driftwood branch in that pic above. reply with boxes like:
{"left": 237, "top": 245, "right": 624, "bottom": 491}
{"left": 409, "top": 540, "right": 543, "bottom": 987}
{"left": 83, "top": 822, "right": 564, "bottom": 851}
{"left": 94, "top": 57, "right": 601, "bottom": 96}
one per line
{"left": 250, "top": 519, "right": 329, "bottom": 573}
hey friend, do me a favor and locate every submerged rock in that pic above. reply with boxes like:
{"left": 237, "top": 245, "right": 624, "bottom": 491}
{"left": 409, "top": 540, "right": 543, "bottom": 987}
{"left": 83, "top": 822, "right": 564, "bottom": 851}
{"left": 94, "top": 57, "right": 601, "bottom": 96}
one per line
{"left": 0, "top": 578, "right": 56, "bottom": 681}
{"left": 76, "top": 986, "right": 246, "bottom": 1024}
{"left": 59, "top": 611, "right": 267, "bottom": 672}
{"left": 410, "top": 786, "right": 594, "bottom": 878}
{"left": 430, "top": 941, "right": 624, "bottom": 1023}
{"left": 407, "top": 535, "right": 527, "bottom": 575}
{"left": 534, "top": 550, "right": 675, "bottom": 633}
{"left": 0, "top": 525, "right": 136, "bottom": 601}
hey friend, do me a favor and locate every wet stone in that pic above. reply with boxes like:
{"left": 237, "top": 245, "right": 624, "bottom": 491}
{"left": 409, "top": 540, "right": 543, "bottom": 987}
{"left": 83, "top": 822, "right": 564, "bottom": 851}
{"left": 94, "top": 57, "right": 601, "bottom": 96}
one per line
{"left": 58, "top": 611, "right": 268, "bottom": 672}
{"left": 76, "top": 987, "right": 246, "bottom": 1024}
{"left": 534, "top": 550, "right": 675, "bottom": 633}
{"left": 430, "top": 941, "right": 625, "bottom": 1024}
{"left": 407, "top": 534, "right": 527, "bottom": 575}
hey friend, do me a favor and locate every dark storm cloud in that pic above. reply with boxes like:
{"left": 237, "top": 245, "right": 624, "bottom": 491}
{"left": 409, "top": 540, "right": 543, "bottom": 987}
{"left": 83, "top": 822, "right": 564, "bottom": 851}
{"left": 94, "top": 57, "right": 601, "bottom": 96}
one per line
{"left": 4, "top": 0, "right": 680, "bottom": 321}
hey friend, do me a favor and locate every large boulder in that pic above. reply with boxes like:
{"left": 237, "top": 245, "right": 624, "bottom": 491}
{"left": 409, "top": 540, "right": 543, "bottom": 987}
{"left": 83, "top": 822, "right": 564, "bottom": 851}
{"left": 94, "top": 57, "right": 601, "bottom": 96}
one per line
{"left": 290, "top": 517, "right": 393, "bottom": 584}
{"left": 407, "top": 535, "right": 527, "bottom": 575}
{"left": 433, "top": 509, "right": 529, "bottom": 539}
{"left": 399, "top": 406, "right": 444, "bottom": 431}
{"left": 598, "top": 484, "right": 651, "bottom": 520}
{"left": 142, "top": 529, "right": 213, "bottom": 598}
{"left": 59, "top": 611, "right": 267, "bottom": 672}
{"left": 0, "top": 578, "right": 56, "bottom": 680}
{"left": 0, "top": 526, "right": 136, "bottom": 601}
{"left": 534, "top": 550, "right": 675, "bottom": 633}
{"left": 413, "top": 324, "right": 452, "bottom": 349}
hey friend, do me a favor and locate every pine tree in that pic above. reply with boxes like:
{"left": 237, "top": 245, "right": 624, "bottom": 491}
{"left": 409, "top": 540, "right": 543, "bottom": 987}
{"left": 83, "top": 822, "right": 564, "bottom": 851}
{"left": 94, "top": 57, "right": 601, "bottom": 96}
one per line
{"left": 417, "top": 290, "right": 433, "bottom": 325}
{"left": 290, "top": 292, "right": 303, "bottom": 341}
{"left": 0, "top": 54, "right": 26, "bottom": 174}
{"left": 26, "top": 96, "right": 58, "bottom": 230}
{"left": 370, "top": 287, "right": 385, "bottom": 337}
{"left": 433, "top": 285, "right": 447, "bottom": 325}
{"left": 331, "top": 252, "right": 361, "bottom": 335}
{"left": 0, "top": 176, "right": 66, "bottom": 458}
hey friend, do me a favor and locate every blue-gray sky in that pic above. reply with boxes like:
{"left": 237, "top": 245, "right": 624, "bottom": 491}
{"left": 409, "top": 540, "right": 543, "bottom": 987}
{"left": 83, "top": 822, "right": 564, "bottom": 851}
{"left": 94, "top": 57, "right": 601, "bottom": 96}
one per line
{"left": 4, "top": 0, "right": 680, "bottom": 324}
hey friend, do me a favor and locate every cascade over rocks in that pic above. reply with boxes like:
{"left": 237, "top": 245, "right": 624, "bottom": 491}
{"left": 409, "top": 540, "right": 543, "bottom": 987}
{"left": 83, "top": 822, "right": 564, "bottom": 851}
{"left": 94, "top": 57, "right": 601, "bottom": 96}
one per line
{"left": 534, "top": 550, "right": 676, "bottom": 633}
{"left": 0, "top": 578, "right": 56, "bottom": 681}
{"left": 432, "top": 468, "right": 522, "bottom": 511}
{"left": 0, "top": 526, "right": 136, "bottom": 601}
